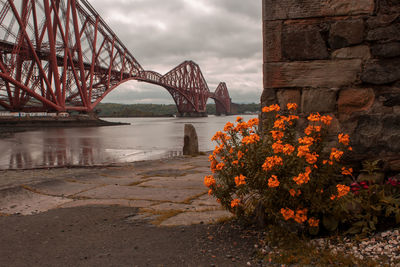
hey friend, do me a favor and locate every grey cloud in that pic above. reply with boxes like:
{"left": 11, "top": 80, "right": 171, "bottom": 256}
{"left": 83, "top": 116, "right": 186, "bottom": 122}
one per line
{"left": 90, "top": 0, "right": 262, "bottom": 104}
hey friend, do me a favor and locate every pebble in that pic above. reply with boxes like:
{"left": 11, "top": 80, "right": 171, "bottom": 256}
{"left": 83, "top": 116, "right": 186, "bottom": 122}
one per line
{"left": 310, "top": 227, "right": 400, "bottom": 264}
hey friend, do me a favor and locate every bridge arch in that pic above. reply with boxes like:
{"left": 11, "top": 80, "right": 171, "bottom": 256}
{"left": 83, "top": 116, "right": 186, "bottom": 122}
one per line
{"left": 0, "top": 0, "right": 231, "bottom": 116}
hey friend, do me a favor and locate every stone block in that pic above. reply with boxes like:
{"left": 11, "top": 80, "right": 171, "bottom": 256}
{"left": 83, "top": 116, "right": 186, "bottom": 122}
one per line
{"left": 331, "top": 45, "right": 371, "bottom": 60}
{"left": 338, "top": 88, "right": 375, "bottom": 115}
{"left": 366, "top": 14, "right": 399, "bottom": 28}
{"left": 361, "top": 58, "right": 400, "bottom": 85}
{"left": 276, "top": 89, "right": 301, "bottom": 109}
{"left": 282, "top": 24, "right": 328, "bottom": 60}
{"left": 301, "top": 89, "right": 337, "bottom": 113}
{"left": 352, "top": 114, "right": 400, "bottom": 155}
{"left": 260, "top": 86, "right": 276, "bottom": 106}
{"left": 367, "top": 23, "right": 400, "bottom": 41}
{"left": 264, "top": 60, "right": 362, "bottom": 88}
{"left": 263, "top": 20, "right": 282, "bottom": 62}
{"left": 263, "top": 0, "right": 374, "bottom": 21}
{"left": 159, "top": 210, "right": 232, "bottom": 226}
{"left": 371, "top": 42, "right": 400, "bottom": 58}
{"left": 329, "top": 19, "right": 365, "bottom": 49}
{"left": 379, "top": 0, "right": 400, "bottom": 14}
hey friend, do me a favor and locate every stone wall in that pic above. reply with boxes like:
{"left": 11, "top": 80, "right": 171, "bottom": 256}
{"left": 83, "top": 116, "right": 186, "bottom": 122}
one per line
{"left": 261, "top": 0, "right": 400, "bottom": 172}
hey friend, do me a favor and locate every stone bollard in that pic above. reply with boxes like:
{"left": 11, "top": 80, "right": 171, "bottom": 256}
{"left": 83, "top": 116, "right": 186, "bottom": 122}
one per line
{"left": 183, "top": 124, "right": 199, "bottom": 155}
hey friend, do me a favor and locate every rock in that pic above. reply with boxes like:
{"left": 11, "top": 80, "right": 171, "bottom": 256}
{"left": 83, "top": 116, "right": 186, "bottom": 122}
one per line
{"left": 282, "top": 25, "right": 328, "bottom": 60}
{"left": 366, "top": 23, "right": 400, "bottom": 41}
{"left": 276, "top": 89, "right": 301, "bottom": 109}
{"left": 183, "top": 124, "right": 199, "bottom": 156}
{"left": 338, "top": 88, "right": 375, "bottom": 115}
{"left": 331, "top": 45, "right": 371, "bottom": 60}
{"left": 371, "top": 42, "right": 400, "bottom": 58}
{"left": 329, "top": 19, "right": 365, "bottom": 49}
{"left": 301, "top": 88, "right": 337, "bottom": 113}
{"left": 361, "top": 59, "right": 400, "bottom": 85}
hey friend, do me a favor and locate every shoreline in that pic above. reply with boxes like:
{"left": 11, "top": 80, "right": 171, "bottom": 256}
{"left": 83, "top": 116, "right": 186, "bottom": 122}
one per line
{"left": 0, "top": 116, "right": 129, "bottom": 136}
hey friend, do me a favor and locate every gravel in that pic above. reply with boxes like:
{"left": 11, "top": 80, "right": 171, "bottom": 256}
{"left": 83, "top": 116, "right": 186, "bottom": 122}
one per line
{"left": 309, "top": 228, "right": 400, "bottom": 264}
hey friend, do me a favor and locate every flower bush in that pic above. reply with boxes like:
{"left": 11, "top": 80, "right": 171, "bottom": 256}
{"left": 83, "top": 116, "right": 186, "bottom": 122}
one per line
{"left": 204, "top": 103, "right": 356, "bottom": 235}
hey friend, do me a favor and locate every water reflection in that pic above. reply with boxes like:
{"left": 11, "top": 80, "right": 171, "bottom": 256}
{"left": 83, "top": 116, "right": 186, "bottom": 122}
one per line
{"left": 1, "top": 115, "right": 256, "bottom": 170}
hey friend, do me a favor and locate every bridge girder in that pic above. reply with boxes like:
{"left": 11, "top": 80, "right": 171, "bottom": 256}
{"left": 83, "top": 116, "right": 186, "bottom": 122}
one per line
{"left": 0, "top": 0, "right": 231, "bottom": 115}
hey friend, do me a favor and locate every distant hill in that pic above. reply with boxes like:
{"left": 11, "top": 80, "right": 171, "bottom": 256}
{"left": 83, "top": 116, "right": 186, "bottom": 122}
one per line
{"left": 95, "top": 103, "right": 260, "bottom": 117}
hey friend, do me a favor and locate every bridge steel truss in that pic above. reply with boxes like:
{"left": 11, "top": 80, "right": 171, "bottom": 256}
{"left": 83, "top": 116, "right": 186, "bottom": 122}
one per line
{"left": 0, "top": 0, "right": 231, "bottom": 115}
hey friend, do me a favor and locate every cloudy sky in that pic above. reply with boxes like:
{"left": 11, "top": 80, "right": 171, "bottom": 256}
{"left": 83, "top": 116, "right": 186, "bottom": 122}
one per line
{"left": 90, "top": 0, "right": 263, "bottom": 104}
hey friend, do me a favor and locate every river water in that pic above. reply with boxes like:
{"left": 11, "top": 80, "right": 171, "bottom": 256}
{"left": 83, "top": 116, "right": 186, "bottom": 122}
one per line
{"left": 0, "top": 115, "right": 257, "bottom": 170}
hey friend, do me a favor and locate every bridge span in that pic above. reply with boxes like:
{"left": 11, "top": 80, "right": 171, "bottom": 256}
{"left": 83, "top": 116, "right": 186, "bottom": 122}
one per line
{"left": 0, "top": 0, "right": 231, "bottom": 116}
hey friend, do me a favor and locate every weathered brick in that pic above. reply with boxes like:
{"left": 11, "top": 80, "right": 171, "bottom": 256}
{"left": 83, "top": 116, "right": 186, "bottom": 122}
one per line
{"left": 264, "top": 60, "right": 362, "bottom": 88}
{"left": 263, "top": 21, "right": 282, "bottom": 63}
{"left": 366, "top": 23, "right": 400, "bottom": 41}
{"left": 371, "top": 42, "right": 400, "bottom": 58}
{"left": 331, "top": 45, "right": 371, "bottom": 60}
{"left": 329, "top": 19, "right": 365, "bottom": 49}
{"left": 301, "top": 89, "right": 337, "bottom": 113}
{"left": 361, "top": 58, "right": 400, "bottom": 85}
{"left": 338, "top": 88, "right": 375, "bottom": 115}
{"left": 263, "top": 0, "right": 374, "bottom": 21}
{"left": 282, "top": 25, "right": 328, "bottom": 60}
{"left": 276, "top": 89, "right": 301, "bottom": 109}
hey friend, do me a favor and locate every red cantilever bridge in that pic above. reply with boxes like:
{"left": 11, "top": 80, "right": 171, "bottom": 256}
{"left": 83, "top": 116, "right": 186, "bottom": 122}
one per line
{"left": 0, "top": 0, "right": 231, "bottom": 116}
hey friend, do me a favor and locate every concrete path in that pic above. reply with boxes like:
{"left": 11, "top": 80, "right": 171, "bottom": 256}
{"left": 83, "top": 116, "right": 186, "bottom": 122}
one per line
{"left": 0, "top": 155, "right": 232, "bottom": 226}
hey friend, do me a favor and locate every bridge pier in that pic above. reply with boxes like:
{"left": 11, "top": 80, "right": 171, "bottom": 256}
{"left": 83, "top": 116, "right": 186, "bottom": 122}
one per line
{"left": 177, "top": 112, "right": 208, "bottom": 117}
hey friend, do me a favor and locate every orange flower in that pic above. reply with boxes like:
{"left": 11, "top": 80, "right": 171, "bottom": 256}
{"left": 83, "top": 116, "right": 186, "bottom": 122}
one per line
{"left": 216, "top": 162, "right": 225, "bottom": 171}
{"left": 208, "top": 189, "right": 213, "bottom": 195}
{"left": 341, "top": 167, "right": 353, "bottom": 176}
{"left": 297, "top": 145, "right": 310, "bottom": 157}
{"left": 348, "top": 146, "right": 353, "bottom": 151}
{"left": 338, "top": 133, "right": 350, "bottom": 146}
{"left": 237, "top": 151, "right": 244, "bottom": 160}
{"left": 330, "top": 195, "right": 336, "bottom": 200}
{"left": 283, "top": 144, "right": 295, "bottom": 155}
{"left": 224, "top": 122, "right": 234, "bottom": 132}
{"left": 270, "top": 131, "right": 284, "bottom": 140}
{"left": 235, "top": 174, "right": 246, "bottom": 186}
{"left": 273, "top": 118, "right": 286, "bottom": 130}
{"left": 231, "top": 198, "right": 240, "bottom": 208}
{"left": 308, "top": 218, "right": 320, "bottom": 227}
{"left": 247, "top": 118, "right": 259, "bottom": 127}
{"left": 298, "top": 137, "right": 314, "bottom": 146}
{"left": 262, "top": 104, "right": 280, "bottom": 113}
{"left": 211, "top": 131, "right": 228, "bottom": 141}
{"left": 281, "top": 208, "right": 295, "bottom": 221}
{"left": 210, "top": 160, "right": 218, "bottom": 173}
{"left": 242, "top": 134, "right": 260, "bottom": 145}
{"left": 262, "top": 156, "right": 283, "bottom": 172}
{"left": 330, "top": 148, "right": 343, "bottom": 162}
{"left": 293, "top": 167, "right": 311, "bottom": 185}
{"left": 337, "top": 184, "right": 350, "bottom": 198}
{"left": 294, "top": 208, "right": 308, "bottom": 224}
{"left": 208, "top": 154, "right": 215, "bottom": 162}
{"left": 234, "top": 122, "right": 249, "bottom": 132}
{"left": 213, "top": 143, "right": 224, "bottom": 155}
{"left": 232, "top": 160, "right": 239, "bottom": 165}
{"left": 204, "top": 175, "right": 216, "bottom": 187}
{"left": 307, "top": 113, "right": 321, "bottom": 122}
{"left": 305, "top": 152, "right": 319, "bottom": 164}
{"left": 236, "top": 117, "right": 243, "bottom": 122}
{"left": 272, "top": 141, "right": 284, "bottom": 154}
{"left": 289, "top": 189, "right": 296, "bottom": 197}
{"left": 320, "top": 115, "right": 332, "bottom": 126}
{"left": 268, "top": 175, "right": 280, "bottom": 188}
{"left": 304, "top": 125, "right": 321, "bottom": 135}
{"left": 287, "top": 103, "right": 298, "bottom": 111}
{"left": 229, "top": 147, "right": 234, "bottom": 154}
